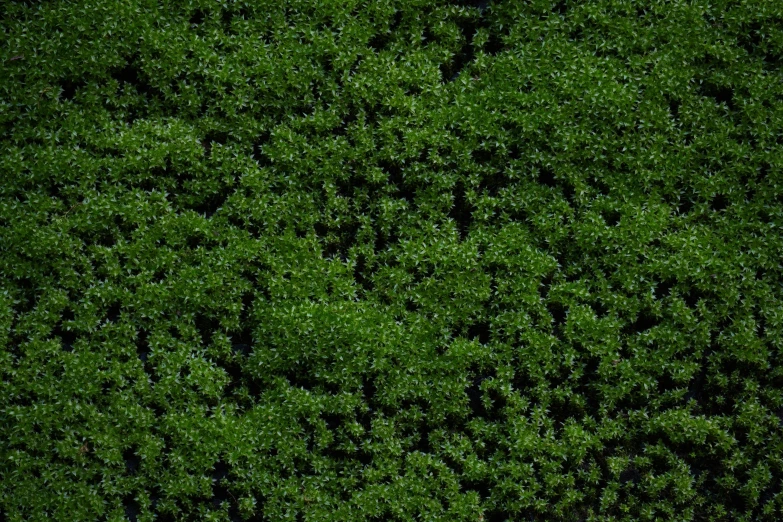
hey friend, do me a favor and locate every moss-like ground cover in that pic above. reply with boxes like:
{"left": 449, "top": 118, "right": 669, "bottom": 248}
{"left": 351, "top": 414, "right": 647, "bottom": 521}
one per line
{"left": 2, "top": 0, "right": 783, "bottom": 520}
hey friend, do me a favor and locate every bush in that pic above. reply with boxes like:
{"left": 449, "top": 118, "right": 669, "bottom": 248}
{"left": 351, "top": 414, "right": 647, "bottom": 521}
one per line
{"left": 1, "top": 0, "right": 782, "bottom": 520}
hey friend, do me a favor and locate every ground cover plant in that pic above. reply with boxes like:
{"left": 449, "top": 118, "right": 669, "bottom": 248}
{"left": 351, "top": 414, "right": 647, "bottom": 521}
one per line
{"left": 1, "top": 0, "right": 782, "bottom": 520}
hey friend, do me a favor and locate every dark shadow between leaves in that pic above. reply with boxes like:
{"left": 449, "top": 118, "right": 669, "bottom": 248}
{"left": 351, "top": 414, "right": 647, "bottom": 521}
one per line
{"left": 621, "top": 310, "right": 659, "bottom": 336}
{"left": 123, "top": 496, "right": 140, "bottom": 522}
{"left": 697, "top": 80, "right": 735, "bottom": 112}
{"left": 710, "top": 193, "right": 729, "bottom": 213}
{"left": 537, "top": 165, "right": 557, "bottom": 188}
{"left": 59, "top": 78, "right": 86, "bottom": 102}
{"left": 467, "top": 322, "right": 490, "bottom": 345}
{"left": 449, "top": 184, "right": 472, "bottom": 241}
{"left": 368, "top": 10, "right": 402, "bottom": 52}
{"left": 124, "top": 448, "right": 141, "bottom": 474}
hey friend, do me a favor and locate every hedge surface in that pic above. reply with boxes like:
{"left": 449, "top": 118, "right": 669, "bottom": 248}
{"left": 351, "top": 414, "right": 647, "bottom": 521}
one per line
{"left": 1, "top": 0, "right": 782, "bottom": 520}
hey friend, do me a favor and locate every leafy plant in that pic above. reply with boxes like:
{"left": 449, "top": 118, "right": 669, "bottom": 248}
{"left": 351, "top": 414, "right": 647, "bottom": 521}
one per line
{"left": 1, "top": 0, "right": 782, "bottom": 520}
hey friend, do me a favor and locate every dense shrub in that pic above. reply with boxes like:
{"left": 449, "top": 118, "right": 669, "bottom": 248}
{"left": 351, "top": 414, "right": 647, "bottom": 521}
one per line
{"left": 1, "top": 0, "right": 782, "bottom": 520}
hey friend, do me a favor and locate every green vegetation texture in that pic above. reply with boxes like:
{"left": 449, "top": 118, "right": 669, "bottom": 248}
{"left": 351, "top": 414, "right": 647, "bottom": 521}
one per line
{"left": 2, "top": 0, "right": 783, "bottom": 520}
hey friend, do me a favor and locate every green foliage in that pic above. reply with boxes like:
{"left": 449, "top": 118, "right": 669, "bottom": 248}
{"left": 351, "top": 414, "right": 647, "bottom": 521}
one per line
{"left": 1, "top": 0, "right": 782, "bottom": 520}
